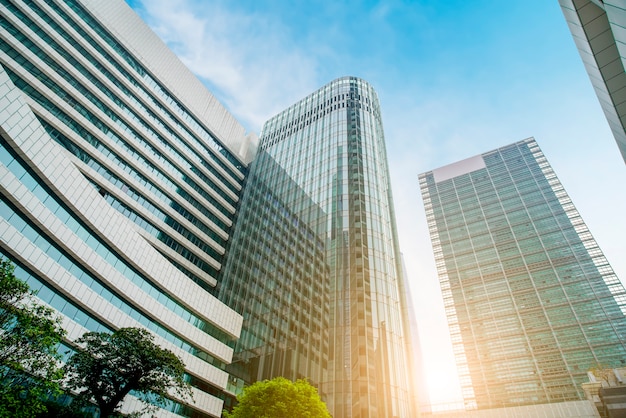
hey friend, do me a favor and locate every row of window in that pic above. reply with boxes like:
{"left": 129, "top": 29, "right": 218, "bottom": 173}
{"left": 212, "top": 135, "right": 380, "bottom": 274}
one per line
{"left": 0, "top": 139, "right": 234, "bottom": 347}
{"left": 0, "top": 30, "right": 239, "bottom": 216}
{"left": 0, "top": 206, "right": 224, "bottom": 370}
{"left": 59, "top": 0, "right": 246, "bottom": 177}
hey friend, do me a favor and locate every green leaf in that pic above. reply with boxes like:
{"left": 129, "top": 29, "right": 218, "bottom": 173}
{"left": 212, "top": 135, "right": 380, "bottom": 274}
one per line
{"left": 64, "top": 327, "right": 192, "bottom": 418}
{"left": 0, "top": 258, "right": 66, "bottom": 417}
{"left": 224, "top": 377, "right": 330, "bottom": 418}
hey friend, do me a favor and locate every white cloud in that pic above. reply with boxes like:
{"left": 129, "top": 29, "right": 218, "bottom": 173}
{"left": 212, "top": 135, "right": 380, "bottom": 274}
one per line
{"left": 133, "top": 0, "right": 320, "bottom": 132}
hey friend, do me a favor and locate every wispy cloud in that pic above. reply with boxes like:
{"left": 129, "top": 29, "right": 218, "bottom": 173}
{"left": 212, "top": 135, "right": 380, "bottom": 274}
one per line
{"left": 132, "top": 0, "right": 320, "bottom": 132}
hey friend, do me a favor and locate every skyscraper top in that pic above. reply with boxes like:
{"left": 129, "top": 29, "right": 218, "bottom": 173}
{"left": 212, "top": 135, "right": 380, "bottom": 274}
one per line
{"left": 432, "top": 154, "right": 487, "bottom": 183}
{"left": 260, "top": 76, "right": 382, "bottom": 149}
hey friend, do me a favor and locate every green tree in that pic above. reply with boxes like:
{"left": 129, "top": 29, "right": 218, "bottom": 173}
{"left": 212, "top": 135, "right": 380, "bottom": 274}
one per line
{"left": 64, "top": 327, "right": 192, "bottom": 418}
{"left": 224, "top": 377, "right": 331, "bottom": 418}
{"left": 0, "top": 258, "right": 66, "bottom": 417}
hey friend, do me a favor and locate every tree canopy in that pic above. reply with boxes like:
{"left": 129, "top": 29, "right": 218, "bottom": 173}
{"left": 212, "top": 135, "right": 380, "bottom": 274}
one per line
{"left": 224, "top": 377, "right": 331, "bottom": 418}
{"left": 0, "top": 258, "right": 66, "bottom": 417}
{"left": 64, "top": 327, "right": 192, "bottom": 418}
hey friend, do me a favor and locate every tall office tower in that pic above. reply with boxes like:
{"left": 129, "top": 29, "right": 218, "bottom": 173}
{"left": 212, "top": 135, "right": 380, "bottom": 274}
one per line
{"left": 0, "top": 0, "right": 256, "bottom": 416}
{"left": 258, "top": 76, "right": 417, "bottom": 418}
{"left": 217, "top": 149, "right": 331, "bottom": 405}
{"left": 559, "top": 0, "right": 626, "bottom": 163}
{"left": 419, "top": 138, "right": 626, "bottom": 410}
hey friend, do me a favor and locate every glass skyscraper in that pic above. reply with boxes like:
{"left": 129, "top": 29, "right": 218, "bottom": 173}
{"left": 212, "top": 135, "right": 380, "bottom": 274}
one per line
{"left": 419, "top": 138, "right": 626, "bottom": 410}
{"left": 258, "top": 77, "right": 418, "bottom": 418}
{"left": 0, "top": 0, "right": 254, "bottom": 416}
{"left": 559, "top": 0, "right": 626, "bottom": 163}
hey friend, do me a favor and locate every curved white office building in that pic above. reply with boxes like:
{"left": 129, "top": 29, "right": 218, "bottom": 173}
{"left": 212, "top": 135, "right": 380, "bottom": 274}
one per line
{"left": 0, "top": 0, "right": 254, "bottom": 416}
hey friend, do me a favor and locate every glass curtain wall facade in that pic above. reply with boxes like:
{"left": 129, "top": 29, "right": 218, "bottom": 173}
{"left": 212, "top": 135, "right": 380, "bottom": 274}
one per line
{"left": 258, "top": 76, "right": 417, "bottom": 418}
{"left": 0, "top": 0, "right": 254, "bottom": 416}
{"left": 419, "top": 138, "right": 626, "bottom": 410}
{"left": 559, "top": 0, "right": 626, "bottom": 164}
{"left": 218, "top": 150, "right": 330, "bottom": 406}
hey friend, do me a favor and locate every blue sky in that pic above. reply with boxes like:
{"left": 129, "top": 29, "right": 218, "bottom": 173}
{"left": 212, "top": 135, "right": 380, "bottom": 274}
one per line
{"left": 128, "top": 0, "right": 626, "bottom": 406}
